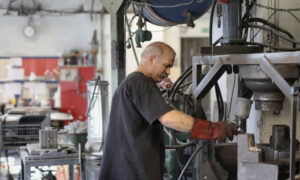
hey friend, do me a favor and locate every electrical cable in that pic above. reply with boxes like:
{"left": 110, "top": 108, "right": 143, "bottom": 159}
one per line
{"left": 287, "top": 10, "right": 300, "bottom": 24}
{"left": 129, "top": 14, "right": 138, "bottom": 27}
{"left": 249, "top": 3, "right": 300, "bottom": 43}
{"left": 86, "top": 76, "right": 100, "bottom": 116}
{"left": 170, "top": 69, "right": 192, "bottom": 104}
{"left": 247, "top": 17, "right": 295, "bottom": 47}
{"left": 254, "top": 3, "right": 300, "bottom": 12}
{"left": 178, "top": 81, "right": 192, "bottom": 89}
{"left": 247, "top": 24, "right": 300, "bottom": 45}
{"left": 125, "top": 13, "right": 139, "bottom": 66}
{"left": 177, "top": 142, "right": 208, "bottom": 180}
{"left": 247, "top": 17, "right": 294, "bottom": 40}
{"left": 169, "top": 65, "right": 192, "bottom": 101}
{"left": 170, "top": 68, "right": 192, "bottom": 102}
{"left": 249, "top": 10, "right": 277, "bottom": 42}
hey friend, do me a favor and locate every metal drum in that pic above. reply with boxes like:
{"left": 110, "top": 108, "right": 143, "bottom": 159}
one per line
{"left": 239, "top": 64, "right": 299, "bottom": 112}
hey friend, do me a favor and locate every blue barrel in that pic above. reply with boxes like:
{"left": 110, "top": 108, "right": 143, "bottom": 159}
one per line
{"left": 140, "top": 0, "right": 213, "bottom": 26}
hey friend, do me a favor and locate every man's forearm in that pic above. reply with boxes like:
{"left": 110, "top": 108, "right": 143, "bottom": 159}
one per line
{"left": 159, "top": 110, "right": 194, "bottom": 132}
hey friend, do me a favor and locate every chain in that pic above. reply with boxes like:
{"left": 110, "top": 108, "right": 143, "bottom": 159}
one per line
{"left": 255, "top": 3, "right": 300, "bottom": 12}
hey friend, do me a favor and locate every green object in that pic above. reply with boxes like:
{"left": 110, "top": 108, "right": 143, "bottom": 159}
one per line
{"left": 135, "top": 28, "right": 152, "bottom": 48}
{"left": 201, "top": 27, "right": 209, "bottom": 33}
{"left": 164, "top": 131, "right": 190, "bottom": 180}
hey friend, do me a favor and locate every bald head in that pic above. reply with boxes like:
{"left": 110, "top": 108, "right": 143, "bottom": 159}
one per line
{"left": 140, "top": 42, "right": 176, "bottom": 64}
{"left": 137, "top": 41, "right": 176, "bottom": 82}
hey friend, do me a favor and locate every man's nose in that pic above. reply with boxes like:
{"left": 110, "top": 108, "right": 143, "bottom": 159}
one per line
{"left": 166, "top": 68, "right": 170, "bottom": 75}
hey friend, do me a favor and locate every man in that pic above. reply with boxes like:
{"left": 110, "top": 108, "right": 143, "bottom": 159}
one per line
{"left": 99, "top": 42, "right": 236, "bottom": 180}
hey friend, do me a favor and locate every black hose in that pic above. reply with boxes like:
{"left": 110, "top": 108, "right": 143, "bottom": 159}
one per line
{"left": 177, "top": 142, "right": 208, "bottom": 180}
{"left": 165, "top": 142, "right": 195, "bottom": 149}
{"left": 170, "top": 66, "right": 192, "bottom": 96}
{"left": 247, "top": 24, "right": 300, "bottom": 45}
{"left": 169, "top": 66, "right": 192, "bottom": 103}
{"left": 178, "top": 81, "right": 192, "bottom": 89}
{"left": 247, "top": 18, "right": 296, "bottom": 47}
{"left": 209, "top": 0, "right": 217, "bottom": 46}
{"left": 170, "top": 70, "right": 192, "bottom": 104}
{"left": 215, "top": 82, "right": 224, "bottom": 121}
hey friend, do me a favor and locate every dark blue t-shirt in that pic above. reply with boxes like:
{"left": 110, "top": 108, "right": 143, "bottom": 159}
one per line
{"left": 99, "top": 72, "right": 173, "bottom": 180}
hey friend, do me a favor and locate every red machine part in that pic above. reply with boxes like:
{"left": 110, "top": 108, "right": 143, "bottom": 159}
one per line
{"left": 60, "top": 66, "right": 95, "bottom": 122}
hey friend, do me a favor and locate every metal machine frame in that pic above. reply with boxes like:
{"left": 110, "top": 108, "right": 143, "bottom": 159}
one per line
{"left": 192, "top": 51, "right": 300, "bottom": 180}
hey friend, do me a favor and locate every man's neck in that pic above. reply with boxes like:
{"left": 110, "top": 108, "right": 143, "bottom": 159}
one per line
{"left": 136, "top": 66, "right": 152, "bottom": 79}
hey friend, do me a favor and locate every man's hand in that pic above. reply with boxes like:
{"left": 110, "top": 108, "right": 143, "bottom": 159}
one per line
{"left": 190, "top": 118, "right": 237, "bottom": 142}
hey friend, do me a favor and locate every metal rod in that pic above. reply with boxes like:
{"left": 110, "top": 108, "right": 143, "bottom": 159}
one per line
{"left": 193, "top": 51, "right": 300, "bottom": 65}
{"left": 260, "top": 56, "right": 293, "bottom": 101}
{"left": 289, "top": 95, "right": 297, "bottom": 180}
{"left": 193, "top": 59, "right": 224, "bottom": 99}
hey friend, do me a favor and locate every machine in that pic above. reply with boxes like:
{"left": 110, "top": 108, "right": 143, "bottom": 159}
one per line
{"left": 99, "top": 0, "right": 300, "bottom": 179}
{"left": 191, "top": 0, "right": 300, "bottom": 179}
{"left": 0, "top": 107, "right": 50, "bottom": 151}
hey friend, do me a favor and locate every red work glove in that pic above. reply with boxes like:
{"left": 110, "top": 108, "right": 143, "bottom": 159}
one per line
{"left": 190, "top": 118, "right": 237, "bottom": 142}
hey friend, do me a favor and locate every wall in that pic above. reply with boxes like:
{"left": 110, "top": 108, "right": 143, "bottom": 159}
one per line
{"left": 0, "top": 0, "right": 103, "bottom": 57}
{"left": 0, "top": 0, "right": 104, "bottom": 107}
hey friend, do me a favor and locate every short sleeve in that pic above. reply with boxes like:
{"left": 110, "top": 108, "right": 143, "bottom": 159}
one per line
{"left": 133, "top": 83, "right": 173, "bottom": 125}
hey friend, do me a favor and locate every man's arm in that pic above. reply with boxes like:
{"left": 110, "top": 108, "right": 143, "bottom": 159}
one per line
{"left": 158, "top": 109, "right": 237, "bottom": 142}
{"left": 159, "top": 109, "right": 194, "bottom": 132}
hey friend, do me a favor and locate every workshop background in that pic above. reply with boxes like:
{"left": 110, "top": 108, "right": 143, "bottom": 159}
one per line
{"left": 0, "top": 0, "right": 300, "bottom": 179}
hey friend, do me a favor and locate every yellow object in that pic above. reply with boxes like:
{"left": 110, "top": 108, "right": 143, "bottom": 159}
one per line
{"left": 11, "top": 98, "right": 16, "bottom": 106}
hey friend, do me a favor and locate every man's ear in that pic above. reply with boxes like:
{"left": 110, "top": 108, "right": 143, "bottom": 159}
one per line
{"left": 148, "top": 55, "right": 155, "bottom": 64}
